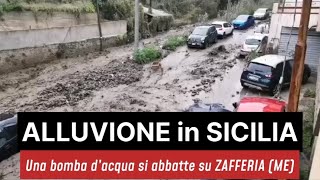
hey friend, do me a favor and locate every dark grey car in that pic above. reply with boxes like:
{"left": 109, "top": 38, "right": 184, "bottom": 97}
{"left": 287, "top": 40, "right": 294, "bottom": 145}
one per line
{"left": 185, "top": 103, "right": 232, "bottom": 112}
{"left": 187, "top": 25, "right": 218, "bottom": 49}
{"left": 0, "top": 114, "right": 18, "bottom": 162}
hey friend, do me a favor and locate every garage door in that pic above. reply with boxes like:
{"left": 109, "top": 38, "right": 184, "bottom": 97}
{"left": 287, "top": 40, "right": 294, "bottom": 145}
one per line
{"left": 278, "top": 27, "right": 320, "bottom": 76}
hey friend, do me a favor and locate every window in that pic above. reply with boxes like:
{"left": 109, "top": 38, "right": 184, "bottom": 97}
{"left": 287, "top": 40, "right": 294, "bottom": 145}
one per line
{"left": 236, "top": 15, "right": 249, "bottom": 21}
{"left": 207, "top": 28, "right": 212, "bottom": 35}
{"left": 192, "top": 27, "right": 209, "bottom": 36}
{"left": 288, "top": 60, "right": 294, "bottom": 68}
{"left": 4, "top": 125, "right": 17, "bottom": 139}
{"left": 213, "top": 24, "right": 222, "bottom": 28}
{"left": 245, "top": 39, "right": 261, "bottom": 45}
{"left": 274, "top": 62, "right": 284, "bottom": 76}
{"left": 223, "top": 23, "right": 229, "bottom": 28}
{"left": 247, "top": 63, "right": 272, "bottom": 74}
{"left": 285, "top": 61, "right": 292, "bottom": 73}
{"left": 0, "top": 137, "right": 6, "bottom": 147}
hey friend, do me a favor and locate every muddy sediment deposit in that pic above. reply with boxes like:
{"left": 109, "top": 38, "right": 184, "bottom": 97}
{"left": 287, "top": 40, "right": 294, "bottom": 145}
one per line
{"left": 35, "top": 60, "right": 143, "bottom": 110}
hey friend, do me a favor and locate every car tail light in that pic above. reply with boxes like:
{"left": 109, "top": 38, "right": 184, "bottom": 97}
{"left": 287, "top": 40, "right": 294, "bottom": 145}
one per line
{"left": 265, "top": 74, "right": 272, "bottom": 78}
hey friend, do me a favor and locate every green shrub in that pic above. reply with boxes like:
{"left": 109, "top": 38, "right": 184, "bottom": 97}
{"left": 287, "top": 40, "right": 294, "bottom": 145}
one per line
{"left": 300, "top": 169, "right": 309, "bottom": 180}
{"left": 134, "top": 47, "right": 162, "bottom": 64}
{"left": 0, "top": 2, "right": 23, "bottom": 16}
{"left": 163, "top": 36, "right": 187, "bottom": 51}
{"left": 304, "top": 89, "right": 316, "bottom": 98}
{"left": 0, "top": 0, "right": 95, "bottom": 15}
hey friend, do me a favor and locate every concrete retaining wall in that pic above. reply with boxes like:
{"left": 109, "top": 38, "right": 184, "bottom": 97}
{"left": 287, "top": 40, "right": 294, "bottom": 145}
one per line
{"left": 0, "top": 20, "right": 127, "bottom": 51}
{"left": 0, "top": 36, "right": 122, "bottom": 75}
{"left": 0, "top": 11, "right": 98, "bottom": 31}
{"left": 0, "top": 20, "right": 127, "bottom": 74}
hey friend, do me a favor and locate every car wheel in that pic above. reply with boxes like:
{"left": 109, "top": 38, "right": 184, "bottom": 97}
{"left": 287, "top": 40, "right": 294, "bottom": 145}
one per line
{"left": 230, "top": 30, "right": 234, "bottom": 35}
{"left": 203, "top": 41, "right": 208, "bottom": 49}
{"left": 213, "top": 36, "right": 217, "bottom": 43}
{"left": 223, "top": 33, "right": 226, "bottom": 39}
{"left": 269, "top": 85, "right": 278, "bottom": 96}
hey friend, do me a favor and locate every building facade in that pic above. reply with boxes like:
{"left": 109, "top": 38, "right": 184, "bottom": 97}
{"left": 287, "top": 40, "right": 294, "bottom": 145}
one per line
{"left": 268, "top": 0, "right": 320, "bottom": 77}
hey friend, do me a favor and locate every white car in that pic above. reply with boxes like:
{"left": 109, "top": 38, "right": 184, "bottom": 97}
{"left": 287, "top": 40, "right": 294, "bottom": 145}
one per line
{"left": 240, "top": 34, "right": 268, "bottom": 57}
{"left": 253, "top": 8, "right": 270, "bottom": 20}
{"left": 211, "top": 21, "right": 234, "bottom": 39}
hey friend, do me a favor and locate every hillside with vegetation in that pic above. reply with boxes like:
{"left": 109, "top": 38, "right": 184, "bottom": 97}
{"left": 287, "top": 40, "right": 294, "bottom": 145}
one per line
{"left": 0, "top": 0, "right": 95, "bottom": 16}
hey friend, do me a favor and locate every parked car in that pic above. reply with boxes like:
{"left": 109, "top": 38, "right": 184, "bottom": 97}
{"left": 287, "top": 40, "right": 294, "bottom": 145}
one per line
{"left": 253, "top": 8, "right": 270, "bottom": 20}
{"left": 0, "top": 115, "right": 18, "bottom": 163}
{"left": 240, "top": 34, "right": 268, "bottom": 57}
{"left": 233, "top": 97, "right": 287, "bottom": 112}
{"left": 211, "top": 21, "right": 234, "bottom": 39}
{"left": 232, "top": 15, "right": 255, "bottom": 30}
{"left": 254, "top": 23, "right": 270, "bottom": 34}
{"left": 187, "top": 25, "right": 218, "bottom": 49}
{"left": 185, "top": 103, "right": 232, "bottom": 112}
{"left": 240, "top": 55, "right": 311, "bottom": 95}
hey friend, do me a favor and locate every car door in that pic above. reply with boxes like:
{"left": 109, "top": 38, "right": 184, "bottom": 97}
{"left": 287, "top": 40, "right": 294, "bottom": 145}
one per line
{"left": 223, "top": 23, "right": 229, "bottom": 34}
{"left": 273, "top": 62, "right": 284, "bottom": 85}
{"left": 212, "top": 26, "right": 217, "bottom": 39}
{"left": 283, "top": 60, "right": 293, "bottom": 85}
{"left": 249, "top": 16, "right": 254, "bottom": 26}
{"left": 207, "top": 27, "right": 213, "bottom": 43}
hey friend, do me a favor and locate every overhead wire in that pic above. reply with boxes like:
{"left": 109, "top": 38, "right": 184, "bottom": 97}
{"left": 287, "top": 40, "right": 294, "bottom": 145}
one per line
{"left": 274, "top": 0, "right": 298, "bottom": 99}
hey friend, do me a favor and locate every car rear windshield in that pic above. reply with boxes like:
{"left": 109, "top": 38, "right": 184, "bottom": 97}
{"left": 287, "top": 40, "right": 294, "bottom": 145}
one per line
{"left": 247, "top": 63, "right": 272, "bottom": 74}
{"left": 212, "top": 24, "right": 222, "bottom": 28}
{"left": 256, "top": 9, "right": 266, "bottom": 13}
{"left": 192, "top": 27, "right": 208, "bottom": 36}
{"left": 236, "top": 15, "right": 248, "bottom": 21}
{"left": 245, "top": 39, "right": 261, "bottom": 45}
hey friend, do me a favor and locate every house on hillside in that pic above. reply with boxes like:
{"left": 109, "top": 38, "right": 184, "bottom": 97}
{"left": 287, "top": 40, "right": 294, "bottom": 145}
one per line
{"left": 268, "top": 0, "right": 320, "bottom": 76}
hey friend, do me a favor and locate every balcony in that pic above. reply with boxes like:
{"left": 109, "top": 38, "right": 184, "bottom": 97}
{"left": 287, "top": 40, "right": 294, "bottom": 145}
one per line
{"left": 276, "top": 0, "right": 320, "bottom": 14}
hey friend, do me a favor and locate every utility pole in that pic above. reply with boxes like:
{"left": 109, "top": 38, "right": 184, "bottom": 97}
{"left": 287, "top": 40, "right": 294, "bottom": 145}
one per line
{"left": 148, "top": 0, "right": 152, "bottom": 14}
{"left": 96, "top": 0, "right": 103, "bottom": 52}
{"left": 134, "top": 0, "right": 140, "bottom": 53}
{"left": 287, "top": 0, "right": 312, "bottom": 112}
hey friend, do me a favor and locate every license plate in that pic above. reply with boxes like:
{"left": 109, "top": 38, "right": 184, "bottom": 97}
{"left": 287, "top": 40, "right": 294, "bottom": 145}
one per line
{"left": 192, "top": 43, "right": 196, "bottom": 45}
{"left": 248, "top": 76, "right": 259, "bottom": 81}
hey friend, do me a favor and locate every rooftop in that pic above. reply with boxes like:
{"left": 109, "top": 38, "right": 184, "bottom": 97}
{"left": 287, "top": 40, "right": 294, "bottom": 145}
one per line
{"left": 212, "top": 21, "right": 228, "bottom": 24}
{"left": 237, "top": 97, "right": 286, "bottom": 112}
{"left": 250, "top": 55, "right": 293, "bottom": 68}
{"left": 143, "top": 7, "right": 173, "bottom": 17}
{"left": 196, "top": 25, "right": 212, "bottom": 29}
{"left": 246, "top": 34, "right": 267, "bottom": 40}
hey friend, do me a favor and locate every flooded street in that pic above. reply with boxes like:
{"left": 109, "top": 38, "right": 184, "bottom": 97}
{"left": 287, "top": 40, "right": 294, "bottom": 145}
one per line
{"left": 0, "top": 24, "right": 254, "bottom": 112}
{"left": 0, "top": 22, "right": 317, "bottom": 180}
{"left": 0, "top": 22, "right": 315, "bottom": 114}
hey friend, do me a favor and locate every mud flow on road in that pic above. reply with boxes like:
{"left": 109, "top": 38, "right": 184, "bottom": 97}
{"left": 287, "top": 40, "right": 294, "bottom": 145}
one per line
{"left": 0, "top": 25, "right": 256, "bottom": 113}
{"left": 0, "top": 22, "right": 315, "bottom": 114}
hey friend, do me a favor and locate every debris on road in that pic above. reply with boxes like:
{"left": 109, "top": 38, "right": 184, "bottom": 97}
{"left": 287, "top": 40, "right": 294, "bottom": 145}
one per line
{"left": 35, "top": 60, "right": 143, "bottom": 110}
